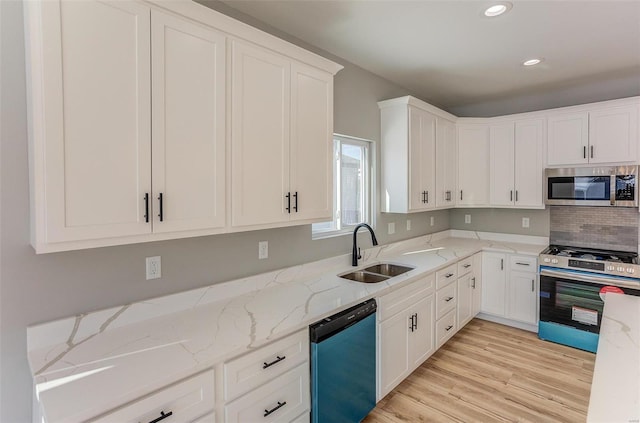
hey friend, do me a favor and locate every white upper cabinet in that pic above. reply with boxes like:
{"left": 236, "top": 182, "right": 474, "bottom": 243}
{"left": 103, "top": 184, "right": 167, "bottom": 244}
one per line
{"left": 547, "top": 101, "right": 639, "bottom": 166}
{"left": 26, "top": 0, "right": 341, "bottom": 252}
{"left": 435, "top": 118, "right": 457, "bottom": 208}
{"left": 457, "top": 123, "right": 490, "bottom": 206}
{"left": 231, "top": 41, "right": 291, "bottom": 227}
{"left": 27, "top": 0, "right": 153, "bottom": 247}
{"left": 379, "top": 96, "right": 454, "bottom": 213}
{"left": 151, "top": 10, "right": 226, "bottom": 233}
{"left": 231, "top": 42, "right": 336, "bottom": 228}
{"left": 490, "top": 119, "right": 544, "bottom": 208}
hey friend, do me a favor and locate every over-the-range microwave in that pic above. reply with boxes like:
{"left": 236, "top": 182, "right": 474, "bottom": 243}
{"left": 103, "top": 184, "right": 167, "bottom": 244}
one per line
{"left": 545, "top": 166, "right": 638, "bottom": 207}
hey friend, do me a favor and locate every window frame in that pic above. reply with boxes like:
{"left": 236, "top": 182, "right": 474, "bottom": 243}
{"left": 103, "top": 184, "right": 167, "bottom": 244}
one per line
{"left": 312, "top": 134, "right": 375, "bottom": 239}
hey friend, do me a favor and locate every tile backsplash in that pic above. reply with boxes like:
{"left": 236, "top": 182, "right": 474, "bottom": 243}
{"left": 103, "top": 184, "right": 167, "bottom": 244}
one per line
{"left": 550, "top": 206, "right": 639, "bottom": 252}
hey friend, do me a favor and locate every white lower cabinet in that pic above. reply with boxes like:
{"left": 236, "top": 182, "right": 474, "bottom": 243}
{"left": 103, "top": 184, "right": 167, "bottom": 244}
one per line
{"left": 90, "top": 369, "right": 215, "bottom": 423}
{"left": 224, "top": 364, "right": 309, "bottom": 423}
{"left": 457, "top": 253, "right": 482, "bottom": 329}
{"left": 481, "top": 252, "right": 538, "bottom": 326}
{"left": 377, "top": 274, "right": 435, "bottom": 400}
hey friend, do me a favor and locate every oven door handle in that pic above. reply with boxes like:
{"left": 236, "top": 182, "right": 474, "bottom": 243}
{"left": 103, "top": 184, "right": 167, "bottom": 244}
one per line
{"left": 540, "top": 268, "right": 640, "bottom": 289}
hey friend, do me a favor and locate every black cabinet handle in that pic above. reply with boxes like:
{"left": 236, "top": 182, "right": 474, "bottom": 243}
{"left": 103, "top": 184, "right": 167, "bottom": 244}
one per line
{"left": 460, "top": 190, "right": 463, "bottom": 201}
{"left": 590, "top": 145, "right": 594, "bottom": 158}
{"left": 147, "top": 410, "right": 173, "bottom": 423}
{"left": 463, "top": 264, "right": 471, "bottom": 268}
{"left": 501, "top": 258, "right": 504, "bottom": 270}
{"left": 515, "top": 190, "right": 519, "bottom": 202}
{"left": 414, "top": 312, "right": 418, "bottom": 330}
{"left": 445, "top": 296, "right": 454, "bottom": 302}
{"left": 426, "top": 191, "right": 429, "bottom": 204}
{"left": 144, "top": 193, "right": 150, "bottom": 223}
{"left": 583, "top": 146, "right": 586, "bottom": 159}
{"left": 445, "top": 273, "right": 454, "bottom": 278}
{"left": 285, "top": 192, "right": 291, "bottom": 213}
{"left": 293, "top": 191, "right": 298, "bottom": 212}
{"left": 445, "top": 325, "right": 453, "bottom": 332}
{"left": 421, "top": 191, "right": 426, "bottom": 203}
{"left": 515, "top": 262, "right": 530, "bottom": 266}
{"left": 264, "top": 401, "right": 286, "bottom": 417}
{"left": 471, "top": 277, "right": 476, "bottom": 289}
{"left": 510, "top": 190, "right": 513, "bottom": 201}
{"left": 263, "top": 355, "right": 286, "bottom": 369}
{"left": 157, "top": 193, "right": 164, "bottom": 222}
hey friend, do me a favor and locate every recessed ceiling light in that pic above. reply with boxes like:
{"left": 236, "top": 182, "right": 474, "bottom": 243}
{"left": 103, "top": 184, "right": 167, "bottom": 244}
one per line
{"left": 484, "top": 2, "right": 512, "bottom": 17}
{"left": 523, "top": 58, "right": 543, "bottom": 66}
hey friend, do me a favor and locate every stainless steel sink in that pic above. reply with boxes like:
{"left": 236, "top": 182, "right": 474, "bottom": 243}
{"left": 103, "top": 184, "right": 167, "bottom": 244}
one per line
{"left": 363, "top": 263, "right": 414, "bottom": 277}
{"left": 339, "top": 263, "right": 414, "bottom": 283}
{"left": 339, "top": 271, "right": 389, "bottom": 283}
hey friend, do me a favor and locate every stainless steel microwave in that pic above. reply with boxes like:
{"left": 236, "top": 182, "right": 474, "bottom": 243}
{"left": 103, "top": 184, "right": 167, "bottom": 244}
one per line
{"left": 545, "top": 166, "right": 638, "bottom": 207}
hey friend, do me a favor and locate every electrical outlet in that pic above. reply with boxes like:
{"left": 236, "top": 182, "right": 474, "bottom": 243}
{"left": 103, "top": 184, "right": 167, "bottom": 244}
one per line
{"left": 406, "top": 219, "right": 411, "bottom": 231}
{"left": 430, "top": 216, "right": 435, "bottom": 226}
{"left": 465, "top": 214, "right": 471, "bottom": 224}
{"left": 145, "top": 256, "right": 161, "bottom": 280}
{"left": 522, "top": 217, "right": 530, "bottom": 228}
{"left": 388, "top": 222, "right": 395, "bottom": 234}
{"left": 258, "top": 241, "right": 268, "bottom": 259}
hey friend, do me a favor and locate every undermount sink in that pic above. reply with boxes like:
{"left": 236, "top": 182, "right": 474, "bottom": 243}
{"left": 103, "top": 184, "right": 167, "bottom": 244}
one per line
{"left": 339, "top": 263, "right": 414, "bottom": 283}
{"left": 363, "top": 263, "right": 414, "bottom": 277}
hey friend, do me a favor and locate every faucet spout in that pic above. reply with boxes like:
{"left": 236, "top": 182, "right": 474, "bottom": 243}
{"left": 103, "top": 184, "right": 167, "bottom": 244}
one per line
{"left": 352, "top": 223, "right": 378, "bottom": 266}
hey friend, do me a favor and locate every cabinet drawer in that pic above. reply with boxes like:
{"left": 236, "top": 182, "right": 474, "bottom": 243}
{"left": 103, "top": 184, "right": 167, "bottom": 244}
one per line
{"left": 436, "top": 264, "right": 457, "bottom": 289}
{"left": 510, "top": 255, "right": 537, "bottom": 271}
{"left": 436, "top": 282, "right": 457, "bottom": 319}
{"left": 91, "top": 369, "right": 215, "bottom": 423}
{"left": 224, "top": 329, "right": 308, "bottom": 401}
{"left": 457, "top": 256, "right": 474, "bottom": 276}
{"left": 225, "top": 364, "right": 310, "bottom": 423}
{"left": 378, "top": 274, "right": 434, "bottom": 321}
{"left": 436, "top": 309, "right": 456, "bottom": 348}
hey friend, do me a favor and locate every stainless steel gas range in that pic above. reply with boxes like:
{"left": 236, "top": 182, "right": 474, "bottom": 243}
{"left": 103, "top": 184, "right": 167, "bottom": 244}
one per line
{"left": 538, "top": 245, "right": 640, "bottom": 353}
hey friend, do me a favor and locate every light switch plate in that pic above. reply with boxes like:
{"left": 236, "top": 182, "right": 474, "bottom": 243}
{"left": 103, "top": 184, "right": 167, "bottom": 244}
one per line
{"left": 146, "top": 256, "right": 161, "bottom": 280}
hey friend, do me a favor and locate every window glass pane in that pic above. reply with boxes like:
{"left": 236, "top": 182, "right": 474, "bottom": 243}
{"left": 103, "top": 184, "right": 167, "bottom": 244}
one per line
{"left": 341, "top": 143, "right": 364, "bottom": 226}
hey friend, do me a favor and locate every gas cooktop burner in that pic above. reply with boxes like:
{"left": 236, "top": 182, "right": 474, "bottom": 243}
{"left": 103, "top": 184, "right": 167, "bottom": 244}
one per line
{"left": 540, "top": 244, "right": 640, "bottom": 278}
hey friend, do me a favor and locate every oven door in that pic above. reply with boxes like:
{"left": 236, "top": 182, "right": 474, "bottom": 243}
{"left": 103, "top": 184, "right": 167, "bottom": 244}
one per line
{"left": 539, "top": 267, "right": 640, "bottom": 334}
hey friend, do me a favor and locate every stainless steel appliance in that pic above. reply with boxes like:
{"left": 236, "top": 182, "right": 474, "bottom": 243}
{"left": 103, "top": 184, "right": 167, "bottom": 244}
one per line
{"left": 539, "top": 245, "right": 640, "bottom": 352}
{"left": 545, "top": 166, "right": 638, "bottom": 207}
{"left": 310, "top": 299, "right": 376, "bottom": 423}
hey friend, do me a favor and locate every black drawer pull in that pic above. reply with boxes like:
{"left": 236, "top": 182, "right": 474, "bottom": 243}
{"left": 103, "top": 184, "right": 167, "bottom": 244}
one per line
{"left": 263, "top": 355, "right": 286, "bottom": 369}
{"left": 445, "top": 273, "right": 454, "bottom": 278}
{"left": 445, "top": 325, "right": 453, "bottom": 331}
{"left": 463, "top": 264, "right": 471, "bottom": 268}
{"left": 264, "top": 401, "right": 287, "bottom": 417}
{"left": 444, "top": 296, "right": 454, "bottom": 302}
{"left": 515, "top": 262, "right": 530, "bottom": 266}
{"left": 147, "top": 410, "right": 173, "bottom": 423}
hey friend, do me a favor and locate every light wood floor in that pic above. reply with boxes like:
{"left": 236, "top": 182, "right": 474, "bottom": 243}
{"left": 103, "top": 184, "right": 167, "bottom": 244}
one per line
{"left": 364, "top": 319, "right": 596, "bottom": 423}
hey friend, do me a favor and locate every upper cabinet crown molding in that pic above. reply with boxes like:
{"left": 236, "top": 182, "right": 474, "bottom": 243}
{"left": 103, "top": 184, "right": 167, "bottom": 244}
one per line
{"left": 24, "top": 0, "right": 341, "bottom": 253}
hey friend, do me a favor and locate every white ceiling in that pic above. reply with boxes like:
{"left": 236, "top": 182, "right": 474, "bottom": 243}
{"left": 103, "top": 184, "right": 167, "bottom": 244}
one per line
{"left": 216, "top": 0, "right": 640, "bottom": 116}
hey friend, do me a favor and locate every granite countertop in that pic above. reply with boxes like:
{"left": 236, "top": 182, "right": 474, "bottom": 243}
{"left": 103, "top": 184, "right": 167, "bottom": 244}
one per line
{"left": 587, "top": 293, "right": 640, "bottom": 423}
{"left": 27, "top": 231, "right": 546, "bottom": 423}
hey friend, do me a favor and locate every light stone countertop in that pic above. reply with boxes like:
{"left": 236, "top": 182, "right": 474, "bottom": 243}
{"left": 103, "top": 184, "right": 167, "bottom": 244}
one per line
{"left": 26, "top": 230, "right": 547, "bottom": 423}
{"left": 587, "top": 293, "right": 640, "bottom": 423}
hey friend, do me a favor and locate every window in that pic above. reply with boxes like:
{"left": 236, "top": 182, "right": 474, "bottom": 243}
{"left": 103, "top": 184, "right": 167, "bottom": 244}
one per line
{"left": 312, "top": 134, "right": 374, "bottom": 238}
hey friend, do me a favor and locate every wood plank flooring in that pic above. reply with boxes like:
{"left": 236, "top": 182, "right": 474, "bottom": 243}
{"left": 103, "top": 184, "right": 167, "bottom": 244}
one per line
{"left": 364, "top": 319, "right": 596, "bottom": 423}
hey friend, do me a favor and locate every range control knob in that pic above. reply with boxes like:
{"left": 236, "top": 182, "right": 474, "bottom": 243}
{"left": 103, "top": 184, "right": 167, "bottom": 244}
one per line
{"left": 551, "top": 259, "right": 559, "bottom": 264}
{"left": 617, "top": 266, "right": 625, "bottom": 272}
{"left": 543, "top": 258, "right": 551, "bottom": 263}
{"left": 606, "top": 265, "right": 615, "bottom": 271}
{"left": 627, "top": 268, "right": 635, "bottom": 274}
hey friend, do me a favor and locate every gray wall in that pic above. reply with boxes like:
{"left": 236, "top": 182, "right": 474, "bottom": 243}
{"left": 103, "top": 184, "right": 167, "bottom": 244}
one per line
{"left": 0, "top": 1, "right": 447, "bottom": 421}
{"left": 450, "top": 208, "right": 550, "bottom": 237}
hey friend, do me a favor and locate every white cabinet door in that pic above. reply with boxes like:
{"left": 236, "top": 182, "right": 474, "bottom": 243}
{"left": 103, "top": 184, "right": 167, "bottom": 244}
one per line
{"left": 231, "top": 40, "right": 290, "bottom": 227}
{"left": 39, "top": 0, "right": 152, "bottom": 242}
{"left": 471, "top": 254, "right": 483, "bottom": 317}
{"left": 409, "top": 107, "right": 436, "bottom": 211}
{"left": 508, "top": 271, "right": 538, "bottom": 325}
{"left": 514, "top": 119, "right": 544, "bottom": 208}
{"left": 546, "top": 112, "right": 589, "bottom": 166}
{"left": 589, "top": 105, "right": 638, "bottom": 164}
{"left": 489, "top": 123, "right": 515, "bottom": 206}
{"left": 457, "top": 274, "right": 473, "bottom": 328}
{"left": 289, "top": 62, "right": 334, "bottom": 222}
{"left": 457, "top": 124, "right": 490, "bottom": 206}
{"left": 436, "top": 117, "right": 457, "bottom": 207}
{"left": 151, "top": 10, "right": 226, "bottom": 233}
{"left": 409, "top": 294, "right": 435, "bottom": 368}
{"left": 378, "top": 310, "right": 410, "bottom": 399}
{"left": 481, "top": 252, "right": 507, "bottom": 316}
